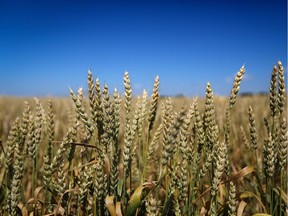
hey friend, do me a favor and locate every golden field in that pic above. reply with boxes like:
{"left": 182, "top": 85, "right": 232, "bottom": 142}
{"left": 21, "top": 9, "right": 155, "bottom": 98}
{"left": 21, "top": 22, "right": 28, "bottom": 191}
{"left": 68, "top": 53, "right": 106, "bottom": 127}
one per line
{"left": 0, "top": 62, "right": 287, "bottom": 216}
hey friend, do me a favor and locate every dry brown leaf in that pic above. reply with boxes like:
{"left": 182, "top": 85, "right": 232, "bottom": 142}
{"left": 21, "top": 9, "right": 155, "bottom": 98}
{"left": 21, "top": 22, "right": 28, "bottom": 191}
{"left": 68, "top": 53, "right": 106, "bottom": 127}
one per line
{"left": 116, "top": 202, "right": 123, "bottom": 216}
{"left": 18, "top": 203, "right": 28, "bottom": 216}
{"left": 105, "top": 196, "right": 117, "bottom": 216}
{"left": 237, "top": 200, "right": 247, "bottom": 216}
{"left": 55, "top": 188, "right": 79, "bottom": 216}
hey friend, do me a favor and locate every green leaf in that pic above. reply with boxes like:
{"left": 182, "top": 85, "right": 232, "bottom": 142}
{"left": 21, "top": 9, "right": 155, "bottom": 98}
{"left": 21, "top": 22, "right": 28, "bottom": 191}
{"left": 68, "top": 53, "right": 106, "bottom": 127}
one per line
{"left": 105, "top": 196, "right": 117, "bottom": 216}
{"left": 240, "top": 191, "right": 254, "bottom": 199}
{"left": 117, "top": 178, "right": 124, "bottom": 197}
{"left": 126, "top": 185, "right": 144, "bottom": 216}
{"left": 126, "top": 182, "right": 155, "bottom": 216}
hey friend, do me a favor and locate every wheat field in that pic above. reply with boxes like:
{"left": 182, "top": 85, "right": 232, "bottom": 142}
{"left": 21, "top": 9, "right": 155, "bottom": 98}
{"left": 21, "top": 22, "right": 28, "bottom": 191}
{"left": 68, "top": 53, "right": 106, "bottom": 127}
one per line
{"left": 0, "top": 62, "right": 287, "bottom": 216}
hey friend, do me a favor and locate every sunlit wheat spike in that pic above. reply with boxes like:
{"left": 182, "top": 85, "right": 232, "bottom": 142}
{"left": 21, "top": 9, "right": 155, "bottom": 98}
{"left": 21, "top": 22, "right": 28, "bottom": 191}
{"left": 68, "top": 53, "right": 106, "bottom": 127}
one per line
{"left": 161, "top": 108, "right": 186, "bottom": 168}
{"left": 102, "top": 84, "right": 113, "bottom": 137}
{"left": 79, "top": 166, "right": 93, "bottom": 210}
{"left": 87, "top": 69, "right": 97, "bottom": 124}
{"left": 11, "top": 140, "right": 24, "bottom": 216}
{"left": 161, "top": 97, "right": 173, "bottom": 149}
{"left": 194, "top": 100, "right": 205, "bottom": 166}
{"left": 54, "top": 158, "right": 66, "bottom": 202}
{"left": 28, "top": 98, "right": 44, "bottom": 160}
{"left": 279, "top": 117, "right": 287, "bottom": 170}
{"left": 264, "top": 117, "right": 271, "bottom": 135}
{"left": 9, "top": 120, "right": 24, "bottom": 215}
{"left": 211, "top": 141, "right": 227, "bottom": 197}
{"left": 131, "top": 96, "right": 142, "bottom": 144}
{"left": 228, "top": 181, "right": 236, "bottom": 216}
{"left": 95, "top": 78, "right": 104, "bottom": 137}
{"left": 27, "top": 116, "right": 36, "bottom": 159}
{"left": 47, "top": 100, "right": 55, "bottom": 141}
{"left": 194, "top": 100, "right": 205, "bottom": 145}
{"left": 169, "top": 164, "right": 180, "bottom": 190}
{"left": 124, "top": 71, "right": 132, "bottom": 116}
{"left": 229, "top": 65, "right": 245, "bottom": 109}
{"left": 28, "top": 98, "right": 43, "bottom": 160}
{"left": 263, "top": 132, "right": 275, "bottom": 178}
{"left": 138, "top": 89, "right": 148, "bottom": 137}
{"left": 70, "top": 87, "right": 94, "bottom": 141}
{"left": 51, "top": 127, "right": 75, "bottom": 172}
{"left": 87, "top": 190, "right": 94, "bottom": 216}
{"left": 240, "top": 125, "right": 250, "bottom": 149}
{"left": 269, "top": 65, "right": 278, "bottom": 117}
{"left": 67, "top": 120, "right": 78, "bottom": 164}
{"left": 179, "top": 159, "right": 188, "bottom": 202}
{"left": 110, "top": 91, "right": 121, "bottom": 189}
{"left": 248, "top": 106, "right": 258, "bottom": 151}
{"left": 5, "top": 118, "right": 18, "bottom": 212}
{"left": 110, "top": 155, "right": 119, "bottom": 195}
{"left": 43, "top": 150, "right": 52, "bottom": 188}
{"left": 204, "top": 82, "right": 216, "bottom": 130}
{"left": 110, "top": 90, "right": 121, "bottom": 193}
{"left": 5, "top": 118, "right": 20, "bottom": 172}
{"left": 198, "top": 148, "right": 214, "bottom": 180}
{"left": 112, "top": 88, "right": 121, "bottom": 138}
{"left": 122, "top": 125, "right": 133, "bottom": 174}
{"left": 21, "top": 101, "right": 31, "bottom": 137}
{"left": 204, "top": 82, "right": 218, "bottom": 151}
{"left": 277, "top": 61, "right": 285, "bottom": 115}
{"left": 94, "top": 160, "right": 105, "bottom": 199}
{"left": 147, "top": 123, "right": 163, "bottom": 162}
{"left": 47, "top": 100, "right": 55, "bottom": 162}
{"left": 100, "top": 84, "right": 114, "bottom": 154}
{"left": 148, "top": 75, "right": 160, "bottom": 132}
{"left": 146, "top": 196, "right": 159, "bottom": 216}
{"left": 224, "top": 106, "right": 231, "bottom": 146}
{"left": 123, "top": 71, "right": 133, "bottom": 176}
{"left": 174, "top": 198, "right": 181, "bottom": 216}
{"left": 94, "top": 163, "right": 107, "bottom": 216}
{"left": 180, "top": 99, "right": 196, "bottom": 159}
{"left": 131, "top": 101, "right": 147, "bottom": 164}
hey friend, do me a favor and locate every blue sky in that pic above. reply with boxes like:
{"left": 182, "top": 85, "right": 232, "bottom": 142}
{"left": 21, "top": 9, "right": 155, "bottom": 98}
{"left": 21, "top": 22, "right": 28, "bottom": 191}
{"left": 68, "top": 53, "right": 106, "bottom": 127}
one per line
{"left": 0, "top": 0, "right": 286, "bottom": 96}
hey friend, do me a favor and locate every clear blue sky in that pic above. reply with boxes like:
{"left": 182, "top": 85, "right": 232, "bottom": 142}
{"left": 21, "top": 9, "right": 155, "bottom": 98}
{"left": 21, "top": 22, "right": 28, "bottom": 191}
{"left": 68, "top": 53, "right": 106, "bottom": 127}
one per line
{"left": 0, "top": 0, "right": 286, "bottom": 96}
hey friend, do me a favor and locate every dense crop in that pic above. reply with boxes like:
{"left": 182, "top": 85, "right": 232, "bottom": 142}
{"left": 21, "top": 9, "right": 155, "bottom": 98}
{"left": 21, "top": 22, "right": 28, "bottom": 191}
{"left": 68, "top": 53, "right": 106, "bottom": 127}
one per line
{"left": 0, "top": 61, "right": 287, "bottom": 216}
